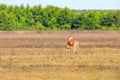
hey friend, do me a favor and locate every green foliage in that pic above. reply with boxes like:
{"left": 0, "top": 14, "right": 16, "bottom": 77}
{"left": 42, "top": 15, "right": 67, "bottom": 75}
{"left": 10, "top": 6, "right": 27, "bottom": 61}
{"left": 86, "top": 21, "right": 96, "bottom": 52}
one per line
{"left": 0, "top": 4, "right": 119, "bottom": 31}
{"left": 0, "top": 10, "right": 15, "bottom": 30}
{"left": 116, "top": 10, "right": 120, "bottom": 29}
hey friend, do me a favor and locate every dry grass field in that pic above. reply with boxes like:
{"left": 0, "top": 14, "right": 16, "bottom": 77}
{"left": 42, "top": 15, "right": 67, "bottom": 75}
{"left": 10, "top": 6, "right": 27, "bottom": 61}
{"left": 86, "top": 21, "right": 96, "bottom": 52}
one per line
{"left": 0, "top": 31, "right": 120, "bottom": 80}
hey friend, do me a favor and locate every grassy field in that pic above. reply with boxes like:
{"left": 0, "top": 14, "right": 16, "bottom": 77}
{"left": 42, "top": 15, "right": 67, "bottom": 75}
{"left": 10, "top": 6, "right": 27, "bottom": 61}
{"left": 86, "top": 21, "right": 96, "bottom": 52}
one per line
{"left": 0, "top": 31, "right": 120, "bottom": 80}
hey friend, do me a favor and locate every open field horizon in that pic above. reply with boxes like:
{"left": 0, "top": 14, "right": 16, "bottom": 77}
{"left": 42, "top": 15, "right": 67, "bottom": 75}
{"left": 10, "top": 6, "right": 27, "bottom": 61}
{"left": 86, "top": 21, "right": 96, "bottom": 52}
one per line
{"left": 0, "top": 31, "right": 120, "bottom": 80}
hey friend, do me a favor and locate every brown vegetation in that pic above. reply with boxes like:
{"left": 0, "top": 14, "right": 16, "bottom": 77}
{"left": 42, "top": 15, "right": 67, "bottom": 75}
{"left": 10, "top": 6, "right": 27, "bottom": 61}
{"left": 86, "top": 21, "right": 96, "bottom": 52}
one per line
{"left": 0, "top": 31, "right": 120, "bottom": 80}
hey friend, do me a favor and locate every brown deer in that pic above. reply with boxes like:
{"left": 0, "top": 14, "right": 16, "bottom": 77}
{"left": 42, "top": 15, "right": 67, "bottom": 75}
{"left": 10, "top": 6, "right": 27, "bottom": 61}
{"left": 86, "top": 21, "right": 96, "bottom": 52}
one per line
{"left": 67, "top": 37, "right": 79, "bottom": 53}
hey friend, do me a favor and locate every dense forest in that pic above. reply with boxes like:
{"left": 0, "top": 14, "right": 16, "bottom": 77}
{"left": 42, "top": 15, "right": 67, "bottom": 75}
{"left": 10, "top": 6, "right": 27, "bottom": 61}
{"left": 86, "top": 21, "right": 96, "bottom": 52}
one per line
{"left": 0, "top": 4, "right": 120, "bottom": 31}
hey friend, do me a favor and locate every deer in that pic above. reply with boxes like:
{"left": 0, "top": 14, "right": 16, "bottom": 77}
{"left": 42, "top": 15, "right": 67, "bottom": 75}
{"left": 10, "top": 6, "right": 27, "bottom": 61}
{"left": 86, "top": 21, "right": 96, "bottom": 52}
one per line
{"left": 67, "top": 37, "right": 79, "bottom": 54}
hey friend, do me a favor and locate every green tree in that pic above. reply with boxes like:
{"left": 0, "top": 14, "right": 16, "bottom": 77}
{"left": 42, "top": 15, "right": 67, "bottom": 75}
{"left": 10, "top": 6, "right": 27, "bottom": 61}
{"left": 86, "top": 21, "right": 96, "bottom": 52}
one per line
{"left": 42, "top": 5, "right": 61, "bottom": 29}
{"left": 71, "top": 13, "right": 86, "bottom": 29}
{"left": 56, "top": 7, "right": 76, "bottom": 29}
{"left": 0, "top": 4, "right": 7, "bottom": 11}
{"left": 32, "top": 5, "right": 43, "bottom": 23}
{"left": 0, "top": 4, "right": 119, "bottom": 30}
{"left": 116, "top": 10, "right": 120, "bottom": 29}
{"left": 0, "top": 11, "right": 14, "bottom": 30}
{"left": 100, "top": 11, "right": 116, "bottom": 29}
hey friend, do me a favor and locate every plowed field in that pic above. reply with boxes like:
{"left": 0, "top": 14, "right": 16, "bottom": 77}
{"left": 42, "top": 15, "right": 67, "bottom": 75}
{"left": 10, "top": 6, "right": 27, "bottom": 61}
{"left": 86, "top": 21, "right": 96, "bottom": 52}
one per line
{"left": 0, "top": 31, "right": 120, "bottom": 80}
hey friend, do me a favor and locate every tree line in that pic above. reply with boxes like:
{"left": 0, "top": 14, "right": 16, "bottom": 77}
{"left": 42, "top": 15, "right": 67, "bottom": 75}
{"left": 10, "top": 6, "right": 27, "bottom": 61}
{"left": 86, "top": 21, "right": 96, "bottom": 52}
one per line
{"left": 0, "top": 4, "right": 120, "bottom": 31}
